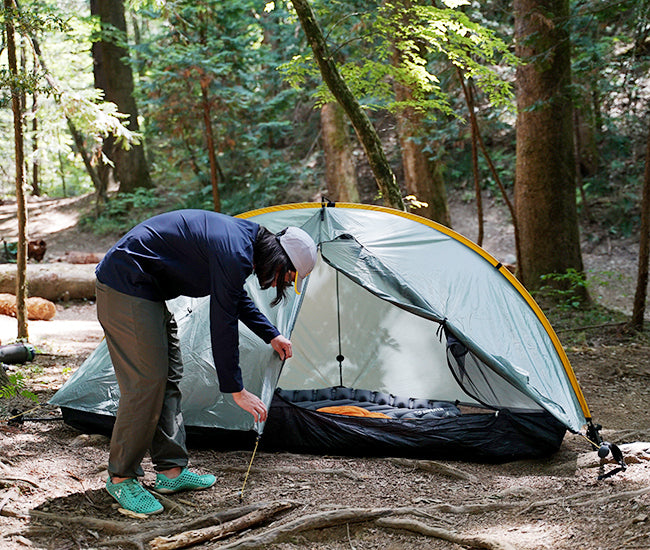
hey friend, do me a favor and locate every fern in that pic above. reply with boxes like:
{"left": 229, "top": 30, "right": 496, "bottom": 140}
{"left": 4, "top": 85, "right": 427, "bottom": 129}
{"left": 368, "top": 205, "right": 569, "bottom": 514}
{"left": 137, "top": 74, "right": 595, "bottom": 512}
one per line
{"left": 0, "top": 371, "right": 38, "bottom": 402}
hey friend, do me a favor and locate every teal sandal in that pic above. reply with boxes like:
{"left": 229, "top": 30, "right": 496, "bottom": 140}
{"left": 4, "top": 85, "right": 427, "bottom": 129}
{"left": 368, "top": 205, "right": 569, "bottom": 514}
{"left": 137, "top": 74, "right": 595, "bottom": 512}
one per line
{"left": 154, "top": 468, "right": 216, "bottom": 494}
{"left": 105, "top": 478, "right": 163, "bottom": 515}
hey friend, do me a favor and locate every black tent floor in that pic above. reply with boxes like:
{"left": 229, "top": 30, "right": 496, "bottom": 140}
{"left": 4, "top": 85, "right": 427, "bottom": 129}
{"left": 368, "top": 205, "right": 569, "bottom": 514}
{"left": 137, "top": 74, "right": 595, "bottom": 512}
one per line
{"left": 59, "top": 387, "right": 567, "bottom": 463}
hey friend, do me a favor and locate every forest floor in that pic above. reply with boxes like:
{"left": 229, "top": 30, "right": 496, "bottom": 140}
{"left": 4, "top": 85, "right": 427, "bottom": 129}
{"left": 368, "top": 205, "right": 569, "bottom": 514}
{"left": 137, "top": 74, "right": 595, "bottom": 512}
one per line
{"left": 0, "top": 193, "right": 649, "bottom": 550}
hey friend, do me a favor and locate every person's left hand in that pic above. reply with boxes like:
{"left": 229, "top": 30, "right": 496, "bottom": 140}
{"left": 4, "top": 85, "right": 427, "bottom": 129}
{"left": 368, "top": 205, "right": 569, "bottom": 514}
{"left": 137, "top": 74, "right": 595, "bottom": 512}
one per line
{"left": 270, "top": 334, "right": 292, "bottom": 360}
{"left": 232, "top": 388, "right": 268, "bottom": 422}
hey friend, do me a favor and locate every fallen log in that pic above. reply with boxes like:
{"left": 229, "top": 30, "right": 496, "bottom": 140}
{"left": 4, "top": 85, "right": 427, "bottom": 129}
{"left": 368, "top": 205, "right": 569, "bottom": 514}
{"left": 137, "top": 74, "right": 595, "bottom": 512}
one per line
{"left": 0, "top": 263, "right": 96, "bottom": 301}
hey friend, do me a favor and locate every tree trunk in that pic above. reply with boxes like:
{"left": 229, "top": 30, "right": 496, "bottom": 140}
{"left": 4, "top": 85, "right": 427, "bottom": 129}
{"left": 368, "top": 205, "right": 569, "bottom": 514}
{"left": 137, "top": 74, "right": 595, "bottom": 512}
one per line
{"left": 393, "top": 85, "right": 450, "bottom": 225}
{"left": 320, "top": 102, "right": 359, "bottom": 203}
{"left": 5, "top": 0, "right": 29, "bottom": 340}
{"left": 291, "top": 0, "right": 404, "bottom": 211}
{"left": 513, "top": 0, "right": 586, "bottom": 295}
{"left": 629, "top": 117, "right": 650, "bottom": 331}
{"left": 0, "top": 264, "right": 98, "bottom": 301}
{"left": 90, "top": 0, "right": 151, "bottom": 194}
{"left": 459, "top": 75, "right": 483, "bottom": 244}
{"left": 31, "top": 91, "right": 40, "bottom": 197}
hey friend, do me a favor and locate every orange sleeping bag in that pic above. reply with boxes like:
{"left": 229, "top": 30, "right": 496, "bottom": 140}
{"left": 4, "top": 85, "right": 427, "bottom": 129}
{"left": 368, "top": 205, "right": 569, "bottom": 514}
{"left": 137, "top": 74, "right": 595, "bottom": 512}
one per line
{"left": 316, "top": 405, "right": 391, "bottom": 419}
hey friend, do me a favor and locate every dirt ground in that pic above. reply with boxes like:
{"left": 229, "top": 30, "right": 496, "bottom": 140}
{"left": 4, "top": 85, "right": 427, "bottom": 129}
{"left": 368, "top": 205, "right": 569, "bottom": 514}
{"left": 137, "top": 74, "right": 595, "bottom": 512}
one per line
{"left": 1, "top": 195, "right": 649, "bottom": 550}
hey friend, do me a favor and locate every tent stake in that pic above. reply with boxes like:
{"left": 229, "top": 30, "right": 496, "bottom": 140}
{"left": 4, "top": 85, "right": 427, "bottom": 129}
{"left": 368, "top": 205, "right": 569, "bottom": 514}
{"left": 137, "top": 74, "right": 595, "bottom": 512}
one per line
{"left": 239, "top": 435, "right": 261, "bottom": 502}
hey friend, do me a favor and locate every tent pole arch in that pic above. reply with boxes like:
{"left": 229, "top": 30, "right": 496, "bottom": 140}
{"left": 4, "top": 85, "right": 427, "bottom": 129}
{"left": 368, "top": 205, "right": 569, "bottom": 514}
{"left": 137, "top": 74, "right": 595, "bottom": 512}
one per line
{"left": 237, "top": 201, "right": 592, "bottom": 423}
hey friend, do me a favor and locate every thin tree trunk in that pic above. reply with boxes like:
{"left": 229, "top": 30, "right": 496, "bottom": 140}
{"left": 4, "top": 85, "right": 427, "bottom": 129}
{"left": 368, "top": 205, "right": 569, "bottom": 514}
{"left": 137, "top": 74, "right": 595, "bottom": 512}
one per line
{"left": 200, "top": 80, "right": 221, "bottom": 212}
{"left": 321, "top": 102, "right": 359, "bottom": 203}
{"left": 573, "top": 108, "right": 588, "bottom": 220}
{"left": 393, "top": 88, "right": 450, "bottom": 225}
{"left": 31, "top": 91, "right": 40, "bottom": 196}
{"left": 629, "top": 117, "right": 650, "bottom": 331}
{"left": 291, "top": 0, "right": 404, "bottom": 211}
{"left": 458, "top": 74, "right": 523, "bottom": 269}
{"left": 5, "top": 0, "right": 29, "bottom": 339}
{"left": 15, "top": 0, "right": 102, "bottom": 198}
{"left": 458, "top": 74, "right": 484, "bottom": 244}
{"left": 66, "top": 119, "right": 106, "bottom": 203}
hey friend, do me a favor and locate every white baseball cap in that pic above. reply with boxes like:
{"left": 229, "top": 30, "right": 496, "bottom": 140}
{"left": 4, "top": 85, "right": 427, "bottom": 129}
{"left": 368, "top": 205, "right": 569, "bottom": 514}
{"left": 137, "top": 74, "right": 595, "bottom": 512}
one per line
{"left": 278, "top": 227, "right": 317, "bottom": 294}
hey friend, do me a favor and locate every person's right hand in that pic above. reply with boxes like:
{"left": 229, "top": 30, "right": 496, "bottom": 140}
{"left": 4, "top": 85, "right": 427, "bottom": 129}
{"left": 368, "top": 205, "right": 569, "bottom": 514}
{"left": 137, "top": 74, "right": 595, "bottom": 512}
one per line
{"left": 232, "top": 388, "right": 268, "bottom": 422}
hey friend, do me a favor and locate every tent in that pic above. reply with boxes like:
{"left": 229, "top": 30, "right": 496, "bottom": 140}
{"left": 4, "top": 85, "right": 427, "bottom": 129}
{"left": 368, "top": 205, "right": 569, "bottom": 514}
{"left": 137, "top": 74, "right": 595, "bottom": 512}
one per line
{"left": 50, "top": 202, "right": 599, "bottom": 462}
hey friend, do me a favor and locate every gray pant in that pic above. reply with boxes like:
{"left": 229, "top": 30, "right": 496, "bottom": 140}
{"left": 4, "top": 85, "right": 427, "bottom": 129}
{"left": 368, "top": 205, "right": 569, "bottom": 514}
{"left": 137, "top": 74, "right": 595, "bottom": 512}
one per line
{"left": 96, "top": 281, "right": 188, "bottom": 478}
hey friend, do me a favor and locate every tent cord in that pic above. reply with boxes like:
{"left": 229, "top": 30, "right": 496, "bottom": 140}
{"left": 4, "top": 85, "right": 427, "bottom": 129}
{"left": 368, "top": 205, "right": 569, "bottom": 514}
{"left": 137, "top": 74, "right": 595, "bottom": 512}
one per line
{"left": 3, "top": 403, "right": 43, "bottom": 423}
{"left": 239, "top": 434, "right": 260, "bottom": 501}
{"left": 579, "top": 433, "right": 599, "bottom": 450}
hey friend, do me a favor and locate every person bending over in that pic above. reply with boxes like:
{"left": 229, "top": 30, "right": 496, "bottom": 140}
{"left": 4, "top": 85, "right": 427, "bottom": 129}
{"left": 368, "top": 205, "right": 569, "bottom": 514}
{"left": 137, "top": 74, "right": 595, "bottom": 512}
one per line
{"left": 95, "top": 209, "right": 317, "bottom": 515}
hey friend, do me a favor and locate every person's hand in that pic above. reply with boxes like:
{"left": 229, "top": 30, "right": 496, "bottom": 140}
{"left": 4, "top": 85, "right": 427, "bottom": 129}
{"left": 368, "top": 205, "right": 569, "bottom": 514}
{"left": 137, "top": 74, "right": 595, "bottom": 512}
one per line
{"left": 232, "top": 388, "right": 267, "bottom": 422}
{"left": 270, "top": 334, "right": 292, "bottom": 360}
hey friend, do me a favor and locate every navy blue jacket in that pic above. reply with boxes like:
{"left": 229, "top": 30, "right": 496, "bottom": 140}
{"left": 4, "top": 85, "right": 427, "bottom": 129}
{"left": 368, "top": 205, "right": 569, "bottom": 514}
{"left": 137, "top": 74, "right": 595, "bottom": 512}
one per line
{"left": 95, "top": 210, "right": 280, "bottom": 393}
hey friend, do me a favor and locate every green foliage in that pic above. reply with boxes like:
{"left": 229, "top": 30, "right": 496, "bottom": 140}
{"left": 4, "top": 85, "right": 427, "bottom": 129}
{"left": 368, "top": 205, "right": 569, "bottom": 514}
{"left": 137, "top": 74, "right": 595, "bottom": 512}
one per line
{"left": 131, "top": 0, "right": 316, "bottom": 210}
{"left": 0, "top": 0, "right": 145, "bottom": 198}
{"left": 569, "top": 0, "right": 647, "bottom": 236}
{"left": 281, "top": 0, "right": 517, "bottom": 117}
{"left": 79, "top": 188, "right": 161, "bottom": 235}
{"left": 0, "top": 370, "right": 38, "bottom": 402}
{"left": 536, "top": 269, "right": 589, "bottom": 311}
{"left": 0, "top": 0, "right": 645, "bottom": 246}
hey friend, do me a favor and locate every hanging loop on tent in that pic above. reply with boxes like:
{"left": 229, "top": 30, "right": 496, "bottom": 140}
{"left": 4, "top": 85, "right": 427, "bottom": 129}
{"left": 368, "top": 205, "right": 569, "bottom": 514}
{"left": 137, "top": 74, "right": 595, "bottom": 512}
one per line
{"left": 435, "top": 318, "right": 448, "bottom": 342}
{"left": 239, "top": 435, "right": 261, "bottom": 501}
{"left": 321, "top": 197, "right": 336, "bottom": 220}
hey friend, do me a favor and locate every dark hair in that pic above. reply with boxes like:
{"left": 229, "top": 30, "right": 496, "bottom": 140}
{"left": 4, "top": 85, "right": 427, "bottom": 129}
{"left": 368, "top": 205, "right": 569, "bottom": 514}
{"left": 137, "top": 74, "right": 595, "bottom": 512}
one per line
{"left": 253, "top": 226, "right": 295, "bottom": 306}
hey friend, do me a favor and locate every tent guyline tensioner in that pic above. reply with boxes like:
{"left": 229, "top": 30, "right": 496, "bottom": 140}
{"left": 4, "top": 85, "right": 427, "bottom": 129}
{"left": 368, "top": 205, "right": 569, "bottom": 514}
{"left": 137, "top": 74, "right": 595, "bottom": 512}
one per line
{"left": 582, "top": 420, "right": 627, "bottom": 480}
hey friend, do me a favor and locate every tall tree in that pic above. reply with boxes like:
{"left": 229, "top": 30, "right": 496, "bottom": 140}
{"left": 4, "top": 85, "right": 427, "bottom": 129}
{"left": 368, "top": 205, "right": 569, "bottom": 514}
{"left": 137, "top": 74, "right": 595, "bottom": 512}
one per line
{"left": 513, "top": 0, "right": 585, "bottom": 294}
{"left": 629, "top": 116, "right": 650, "bottom": 331}
{"left": 90, "top": 0, "right": 151, "bottom": 195}
{"left": 320, "top": 102, "right": 359, "bottom": 202}
{"left": 4, "top": 0, "right": 28, "bottom": 339}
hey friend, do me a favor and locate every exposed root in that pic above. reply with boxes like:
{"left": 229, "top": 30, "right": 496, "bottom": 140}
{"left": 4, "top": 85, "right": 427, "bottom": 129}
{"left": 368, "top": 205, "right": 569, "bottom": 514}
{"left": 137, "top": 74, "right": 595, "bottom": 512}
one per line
{"left": 149, "top": 500, "right": 293, "bottom": 550}
{"left": 220, "top": 465, "right": 366, "bottom": 481}
{"left": 0, "top": 476, "right": 40, "bottom": 488}
{"left": 388, "top": 457, "right": 481, "bottom": 483}
{"left": 377, "top": 516, "right": 517, "bottom": 550}
{"left": 209, "top": 507, "right": 397, "bottom": 549}
{"left": 29, "top": 510, "right": 142, "bottom": 535}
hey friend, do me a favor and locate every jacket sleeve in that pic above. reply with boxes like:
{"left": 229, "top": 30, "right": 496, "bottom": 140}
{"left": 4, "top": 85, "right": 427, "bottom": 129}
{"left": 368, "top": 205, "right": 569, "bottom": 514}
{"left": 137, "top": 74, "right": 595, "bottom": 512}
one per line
{"left": 208, "top": 251, "right": 279, "bottom": 394}
{"left": 209, "top": 290, "right": 244, "bottom": 393}
{"left": 238, "top": 294, "right": 280, "bottom": 344}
